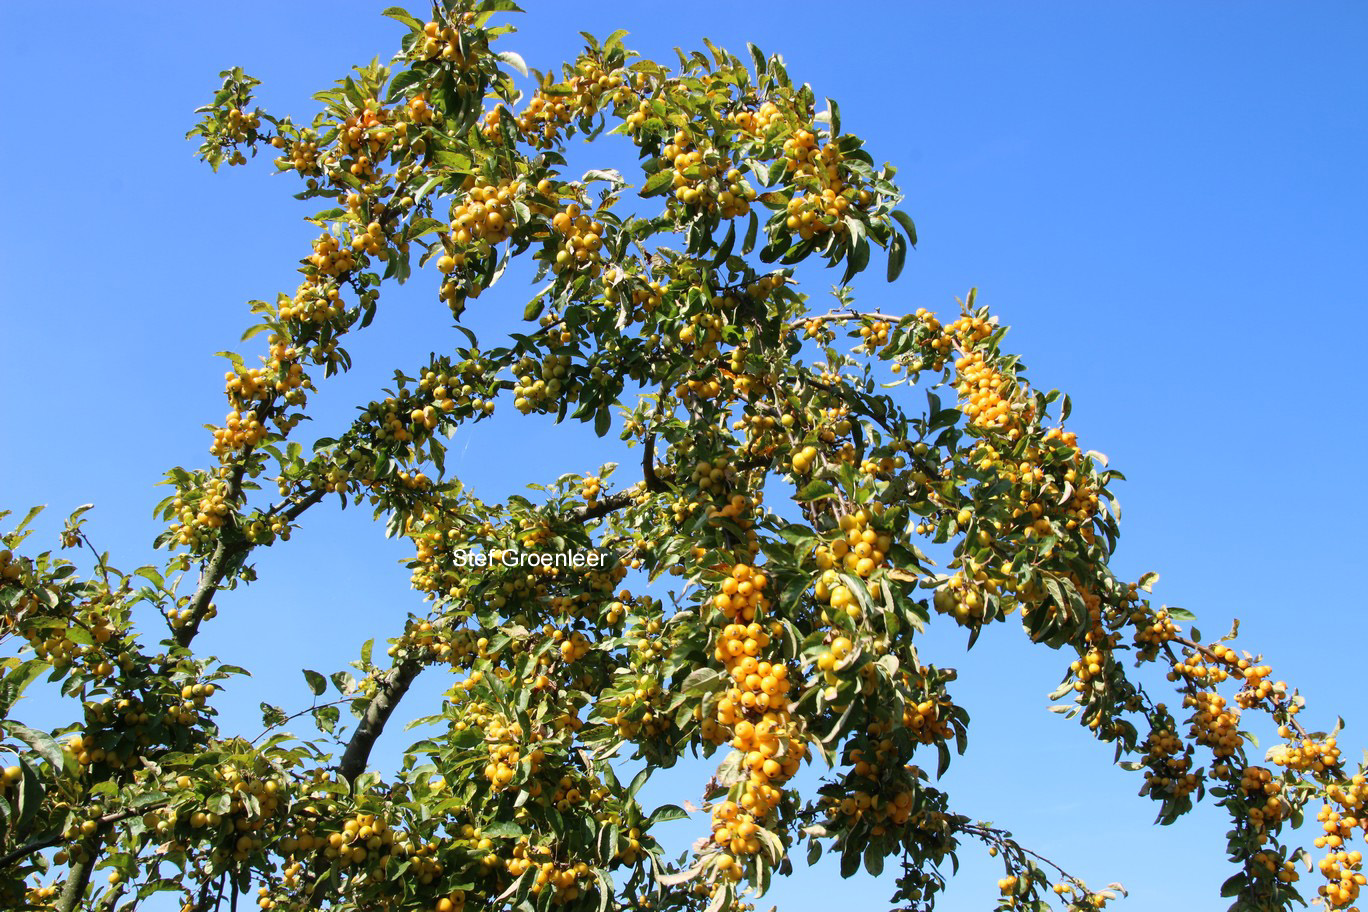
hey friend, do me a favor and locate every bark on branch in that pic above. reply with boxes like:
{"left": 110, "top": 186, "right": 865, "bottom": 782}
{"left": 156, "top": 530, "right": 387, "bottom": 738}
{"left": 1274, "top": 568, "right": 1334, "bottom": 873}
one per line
{"left": 336, "top": 659, "right": 423, "bottom": 788}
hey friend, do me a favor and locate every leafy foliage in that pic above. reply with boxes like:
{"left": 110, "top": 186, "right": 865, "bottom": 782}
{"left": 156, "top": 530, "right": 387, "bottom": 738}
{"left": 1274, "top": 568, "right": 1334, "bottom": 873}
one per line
{"left": 0, "top": 3, "right": 1358, "bottom": 912}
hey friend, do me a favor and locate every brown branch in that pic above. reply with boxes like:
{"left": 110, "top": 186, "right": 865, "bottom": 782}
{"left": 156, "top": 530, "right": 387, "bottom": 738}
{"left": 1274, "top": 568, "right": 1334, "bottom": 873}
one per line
{"left": 0, "top": 806, "right": 152, "bottom": 871}
{"left": 336, "top": 659, "right": 423, "bottom": 788}
{"left": 173, "top": 488, "right": 326, "bottom": 648}
{"left": 54, "top": 824, "right": 109, "bottom": 912}
{"left": 786, "top": 308, "right": 910, "bottom": 331}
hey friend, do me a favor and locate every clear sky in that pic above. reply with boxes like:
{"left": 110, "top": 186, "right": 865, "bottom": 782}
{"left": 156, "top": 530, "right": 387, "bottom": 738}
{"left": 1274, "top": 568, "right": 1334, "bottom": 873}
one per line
{"left": 1, "top": 2, "right": 1366, "bottom": 910}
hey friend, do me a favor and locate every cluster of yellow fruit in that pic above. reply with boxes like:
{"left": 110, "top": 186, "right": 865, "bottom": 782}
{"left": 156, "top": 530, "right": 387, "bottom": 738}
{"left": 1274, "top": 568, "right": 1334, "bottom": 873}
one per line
{"left": 1249, "top": 850, "right": 1300, "bottom": 885}
{"left": 857, "top": 319, "right": 890, "bottom": 352}
{"left": 429, "top": 889, "right": 467, "bottom": 912}
{"left": 222, "top": 107, "right": 260, "bottom": 142}
{"left": 951, "top": 346, "right": 1017, "bottom": 436}
{"left": 514, "top": 91, "right": 574, "bottom": 147}
{"left": 504, "top": 843, "right": 594, "bottom": 905}
{"left": 483, "top": 718, "right": 544, "bottom": 792}
{"left": 782, "top": 192, "right": 842, "bottom": 241}
{"left": 0, "top": 548, "right": 20, "bottom": 583}
{"left": 390, "top": 618, "right": 477, "bottom": 666}
{"left": 553, "top": 628, "right": 591, "bottom": 664}
{"left": 24, "top": 626, "right": 83, "bottom": 671}
{"left": 338, "top": 100, "right": 394, "bottom": 161}
{"left": 1184, "top": 690, "right": 1242, "bottom": 759}
{"left": 897, "top": 308, "right": 954, "bottom": 373}
{"left": 445, "top": 178, "right": 521, "bottom": 251}
{"left": 687, "top": 456, "right": 733, "bottom": 496}
{"left": 780, "top": 129, "right": 834, "bottom": 180}
{"left": 705, "top": 564, "right": 808, "bottom": 866}
{"left": 565, "top": 60, "right": 631, "bottom": 115}
{"left": 548, "top": 203, "right": 606, "bottom": 276}
{"left": 657, "top": 131, "right": 756, "bottom": 218}
{"left": 307, "top": 233, "right": 357, "bottom": 278}
{"left": 731, "top": 101, "right": 784, "bottom": 138}
{"left": 1139, "top": 724, "right": 1200, "bottom": 798}
{"left": 709, "top": 800, "right": 765, "bottom": 871}
{"left": 580, "top": 475, "right": 602, "bottom": 503}
{"left": 788, "top": 444, "right": 819, "bottom": 475}
{"left": 280, "top": 136, "right": 320, "bottom": 174}
{"left": 167, "top": 473, "right": 234, "bottom": 547}
{"left": 1314, "top": 812, "right": 1366, "bottom": 909}
{"left": 824, "top": 751, "right": 921, "bottom": 833}
{"left": 408, "top": 93, "right": 434, "bottom": 126}
{"left": 610, "top": 273, "right": 665, "bottom": 322}
{"left": 814, "top": 405, "right": 853, "bottom": 446}
{"left": 211, "top": 343, "right": 311, "bottom": 458}
{"left": 1234, "top": 660, "right": 1280, "bottom": 709}
{"left": 513, "top": 349, "right": 573, "bottom": 413}
{"left": 858, "top": 453, "right": 905, "bottom": 479}
{"left": 816, "top": 511, "right": 892, "bottom": 582}
{"left": 1132, "top": 606, "right": 1181, "bottom": 659}
{"left": 315, "top": 812, "right": 396, "bottom": 867}
{"left": 1237, "top": 766, "right": 1287, "bottom": 831}
{"left": 676, "top": 308, "right": 724, "bottom": 355}
{"left": 609, "top": 674, "right": 668, "bottom": 740}
{"left": 350, "top": 220, "right": 387, "bottom": 258}
{"left": 416, "top": 18, "right": 476, "bottom": 64}
{"left": 1271, "top": 737, "right": 1342, "bottom": 775}
{"left": 279, "top": 281, "right": 346, "bottom": 324}
{"left": 898, "top": 688, "right": 957, "bottom": 746}
{"left": 24, "top": 884, "right": 58, "bottom": 906}
{"left": 1313, "top": 782, "right": 1368, "bottom": 902}
{"left": 711, "top": 563, "right": 770, "bottom": 625}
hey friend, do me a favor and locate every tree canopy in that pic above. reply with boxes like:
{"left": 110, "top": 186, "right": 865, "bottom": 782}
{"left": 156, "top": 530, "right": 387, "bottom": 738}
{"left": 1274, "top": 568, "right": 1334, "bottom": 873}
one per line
{"left": 0, "top": 3, "right": 1361, "bottom": 912}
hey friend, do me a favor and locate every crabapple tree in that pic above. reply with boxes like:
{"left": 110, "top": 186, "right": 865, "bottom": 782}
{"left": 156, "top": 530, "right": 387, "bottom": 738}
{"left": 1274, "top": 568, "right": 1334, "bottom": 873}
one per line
{"left": 0, "top": 3, "right": 1361, "bottom": 912}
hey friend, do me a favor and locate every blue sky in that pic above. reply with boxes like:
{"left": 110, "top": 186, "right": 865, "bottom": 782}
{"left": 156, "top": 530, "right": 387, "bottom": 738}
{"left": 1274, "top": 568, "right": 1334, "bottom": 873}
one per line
{"left": 1, "top": 2, "right": 1366, "bottom": 909}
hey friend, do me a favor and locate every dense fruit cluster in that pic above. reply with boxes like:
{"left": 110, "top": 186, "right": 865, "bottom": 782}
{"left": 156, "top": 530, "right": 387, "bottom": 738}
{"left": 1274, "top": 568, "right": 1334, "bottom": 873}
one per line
{"left": 704, "top": 563, "right": 807, "bottom": 867}
{"left": 1139, "top": 724, "right": 1200, "bottom": 799}
{"left": 1238, "top": 766, "right": 1288, "bottom": 831}
{"left": 658, "top": 130, "right": 756, "bottom": 218}
{"left": 731, "top": 101, "right": 784, "bottom": 138}
{"left": 548, "top": 204, "right": 606, "bottom": 277}
{"left": 445, "top": 178, "right": 521, "bottom": 251}
{"left": 504, "top": 843, "right": 595, "bottom": 905}
{"left": 416, "top": 17, "right": 477, "bottom": 64}
{"left": 307, "top": 233, "right": 356, "bottom": 278}
{"left": 513, "top": 348, "right": 574, "bottom": 414}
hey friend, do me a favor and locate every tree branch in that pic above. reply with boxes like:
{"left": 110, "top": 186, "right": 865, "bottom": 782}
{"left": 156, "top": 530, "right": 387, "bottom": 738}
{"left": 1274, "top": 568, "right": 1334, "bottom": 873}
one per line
{"left": 336, "top": 659, "right": 423, "bottom": 787}
{"left": 54, "top": 825, "right": 108, "bottom": 912}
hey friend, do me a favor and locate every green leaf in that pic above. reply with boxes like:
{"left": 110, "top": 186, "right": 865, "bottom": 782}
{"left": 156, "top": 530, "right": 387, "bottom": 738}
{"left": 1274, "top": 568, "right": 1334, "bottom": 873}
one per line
{"left": 886, "top": 231, "right": 907, "bottom": 282}
{"left": 626, "top": 767, "right": 650, "bottom": 800}
{"left": 891, "top": 209, "right": 918, "bottom": 246}
{"left": 4, "top": 721, "right": 64, "bottom": 773}
{"left": 594, "top": 407, "right": 612, "bottom": 438}
{"left": 381, "top": 7, "right": 425, "bottom": 30}
{"left": 647, "top": 804, "right": 690, "bottom": 825}
{"left": 303, "top": 670, "right": 326, "bottom": 696}
{"left": 604, "top": 29, "right": 631, "bottom": 54}
{"left": 796, "top": 480, "right": 835, "bottom": 501}
{"left": 640, "top": 169, "right": 674, "bottom": 198}
{"left": 712, "top": 220, "right": 735, "bottom": 267}
{"left": 0, "top": 660, "right": 50, "bottom": 716}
